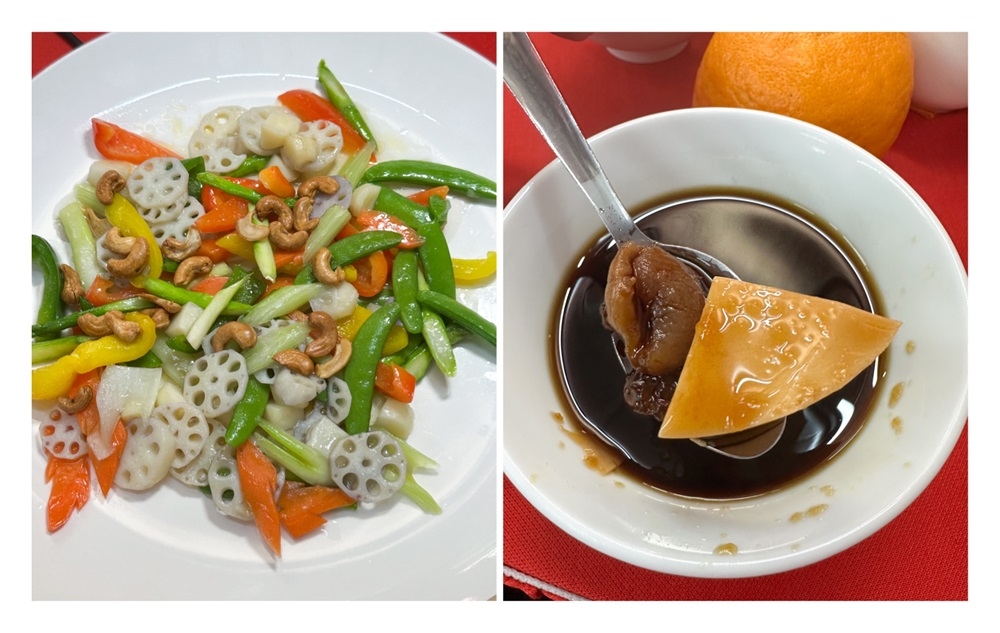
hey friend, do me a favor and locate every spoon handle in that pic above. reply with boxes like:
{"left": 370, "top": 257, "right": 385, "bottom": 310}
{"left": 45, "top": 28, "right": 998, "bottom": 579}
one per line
{"left": 503, "top": 32, "right": 649, "bottom": 247}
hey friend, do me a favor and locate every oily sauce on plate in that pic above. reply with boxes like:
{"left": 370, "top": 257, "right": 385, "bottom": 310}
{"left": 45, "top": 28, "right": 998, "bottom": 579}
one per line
{"left": 551, "top": 189, "right": 890, "bottom": 500}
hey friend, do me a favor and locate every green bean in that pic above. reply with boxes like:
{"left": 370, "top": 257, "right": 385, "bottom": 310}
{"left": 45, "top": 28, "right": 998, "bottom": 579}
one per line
{"left": 142, "top": 278, "right": 252, "bottom": 316}
{"left": 392, "top": 249, "right": 422, "bottom": 334}
{"left": 361, "top": 159, "right": 496, "bottom": 201}
{"left": 373, "top": 187, "right": 456, "bottom": 298}
{"left": 165, "top": 334, "right": 198, "bottom": 354}
{"left": 31, "top": 296, "right": 154, "bottom": 338}
{"left": 226, "top": 266, "right": 266, "bottom": 305}
{"left": 318, "top": 60, "right": 377, "bottom": 146}
{"left": 417, "top": 289, "right": 496, "bottom": 346}
{"left": 427, "top": 194, "right": 449, "bottom": 224}
{"left": 125, "top": 350, "right": 163, "bottom": 368}
{"left": 181, "top": 156, "right": 205, "bottom": 199}
{"left": 421, "top": 308, "right": 456, "bottom": 377}
{"left": 343, "top": 302, "right": 402, "bottom": 435}
{"left": 224, "top": 154, "right": 269, "bottom": 177}
{"left": 195, "top": 172, "right": 295, "bottom": 207}
{"left": 32, "top": 235, "right": 64, "bottom": 341}
{"left": 32, "top": 335, "right": 92, "bottom": 364}
{"left": 294, "top": 230, "right": 402, "bottom": 284}
{"left": 226, "top": 375, "right": 269, "bottom": 447}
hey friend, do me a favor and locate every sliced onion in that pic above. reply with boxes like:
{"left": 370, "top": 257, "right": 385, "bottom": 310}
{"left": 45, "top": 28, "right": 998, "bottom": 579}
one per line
{"left": 94, "top": 365, "right": 162, "bottom": 460}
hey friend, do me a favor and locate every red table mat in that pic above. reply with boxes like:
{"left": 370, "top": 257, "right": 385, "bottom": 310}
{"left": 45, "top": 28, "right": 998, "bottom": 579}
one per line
{"left": 503, "top": 32, "right": 968, "bottom": 601}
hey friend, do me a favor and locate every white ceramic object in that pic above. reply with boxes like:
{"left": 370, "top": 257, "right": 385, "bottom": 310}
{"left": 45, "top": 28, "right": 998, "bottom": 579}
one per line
{"left": 908, "top": 32, "right": 968, "bottom": 114}
{"left": 503, "top": 107, "right": 967, "bottom": 578}
{"left": 586, "top": 32, "right": 693, "bottom": 63}
{"left": 32, "top": 32, "right": 497, "bottom": 600}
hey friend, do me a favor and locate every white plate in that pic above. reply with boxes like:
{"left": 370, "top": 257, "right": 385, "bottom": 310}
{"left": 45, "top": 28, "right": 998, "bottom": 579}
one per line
{"left": 32, "top": 32, "right": 497, "bottom": 600}
{"left": 503, "top": 108, "right": 967, "bottom": 578}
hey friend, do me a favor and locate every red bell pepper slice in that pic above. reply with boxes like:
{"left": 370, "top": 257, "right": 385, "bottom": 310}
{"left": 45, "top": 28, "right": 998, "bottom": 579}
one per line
{"left": 277, "top": 89, "right": 368, "bottom": 156}
{"left": 91, "top": 118, "right": 181, "bottom": 164}
{"left": 375, "top": 361, "right": 416, "bottom": 403}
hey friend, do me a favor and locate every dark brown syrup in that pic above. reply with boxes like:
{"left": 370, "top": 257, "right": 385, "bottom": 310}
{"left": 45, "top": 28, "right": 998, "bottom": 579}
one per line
{"left": 551, "top": 188, "right": 890, "bottom": 500}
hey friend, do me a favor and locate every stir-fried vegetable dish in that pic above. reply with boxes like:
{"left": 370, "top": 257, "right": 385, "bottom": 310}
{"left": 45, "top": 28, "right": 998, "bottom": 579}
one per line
{"left": 31, "top": 60, "right": 497, "bottom": 558}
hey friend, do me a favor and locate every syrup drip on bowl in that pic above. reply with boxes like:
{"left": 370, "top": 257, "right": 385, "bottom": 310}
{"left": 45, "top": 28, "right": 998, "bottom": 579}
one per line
{"left": 553, "top": 190, "right": 890, "bottom": 500}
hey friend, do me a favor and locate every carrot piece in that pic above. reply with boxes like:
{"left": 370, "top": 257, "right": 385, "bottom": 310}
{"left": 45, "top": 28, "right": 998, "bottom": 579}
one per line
{"left": 349, "top": 250, "right": 389, "bottom": 298}
{"left": 189, "top": 275, "right": 229, "bottom": 295}
{"left": 375, "top": 362, "right": 416, "bottom": 403}
{"left": 277, "top": 483, "right": 355, "bottom": 539}
{"left": 336, "top": 221, "right": 359, "bottom": 240}
{"left": 407, "top": 185, "right": 449, "bottom": 207}
{"left": 262, "top": 275, "right": 296, "bottom": 298}
{"left": 45, "top": 455, "right": 90, "bottom": 532}
{"left": 68, "top": 370, "right": 102, "bottom": 436}
{"left": 197, "top": 237, "right": 232, "bottom": 263}
{"left": 258, "top": 165, "right": 296, "bottom": 198}
{"left": 236, "top": 440, "right": 281, "bottom": 557}
{"left": 88, "top": 420, "right": 127, "bottom": 497}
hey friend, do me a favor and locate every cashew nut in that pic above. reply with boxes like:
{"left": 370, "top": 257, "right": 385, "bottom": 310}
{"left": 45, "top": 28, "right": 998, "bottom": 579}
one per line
{"left": 96, "top": 170, "right": 126, "bottom": 206}
{"left": 83, "top": 207, "right": 111, "bottom": 239}
{"left": 77, "top": 311, "right": 142, "bottom": 343}
{"left": 140, "top": 308, "right": 171, "bottom": 329}
{"left": 305, "top": 311, "right": 339, "bottom": 358}
{"left": 315, "top": 338, "right": 352, "bottom": 379}
{"left": 173, "top": 255, "right": 214, "bottom": 287}
{"left": 138, "top": 293, "right": 182, "bottom": 314}
{"left": 59, "top": 264, "right": 85, "bottom": 305}
{"left": 161, "top": 228, "right": 203, "bottom": 262}
{"left": 273, "top": 349, "right": 315, "bottom": 376}
{"left": 106, "top": 237, "right": 150, "bottom": 279}
{"left": 211, "top": 322, "right": 258, "bottom": 352}
{"left": 103, "top": 227, "right": 137, "bottom": 256}
{"left": 312, "top": 248, "right": 346, "bottom": 284}
{"left": 291, "top": 196, "right": 320, "bottom": 232}
{"left": 268, "top": 222, "right": 309, "bottom": 250}
{"left": 235, "top": 212, "right": 270, "bottom": 242}
{"left": 286, "top": 310, "right": 309, "bottom": 322}
{"left": 254, "top": 195, "right": 293, "bottom": 230}
{"left": 297, "top": 175, "right": 339, "bottom": 199}
{"left": 57, "top": 386, "right": 93, "bottom": 414}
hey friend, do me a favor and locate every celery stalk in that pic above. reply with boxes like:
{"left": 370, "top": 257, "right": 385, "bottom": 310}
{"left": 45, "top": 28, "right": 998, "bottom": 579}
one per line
{"left": 186, "top": 279, "right": 246, "bottom": 348}
{"left": 57, "top": 201, "right": 101, "bottom": 290}
{"left": 401, "top": 473, "right": 442, "bottom": 515}
{"left": 151, "top": 334, "right": 196, "bottom": 386}
{"left": 238, "top": 283, "right": 322, "bottom": 327}
{"left": 255, "top": 419, "right": 332, "bottom": 486}
{"left": 242, "top": 321, "right": 311, "bottom": 374}
{"left": 73, "top": 182, "right": 105, "bottom": 216}
{"left": 337, "top": 140, "right": 377, "bottom": 187}
{"left": 301, "top": 204, "right": 350, "bottom": 265}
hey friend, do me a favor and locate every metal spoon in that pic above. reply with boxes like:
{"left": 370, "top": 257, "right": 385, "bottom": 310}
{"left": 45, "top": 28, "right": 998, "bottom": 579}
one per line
{"left": 503, "top": 32, "right": 785, "bottom": 459}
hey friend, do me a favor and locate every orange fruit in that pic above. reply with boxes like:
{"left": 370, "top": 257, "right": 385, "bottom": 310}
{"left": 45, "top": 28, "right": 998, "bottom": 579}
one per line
{"left": 693, "top": 32, "right": 914, "bottom": 157}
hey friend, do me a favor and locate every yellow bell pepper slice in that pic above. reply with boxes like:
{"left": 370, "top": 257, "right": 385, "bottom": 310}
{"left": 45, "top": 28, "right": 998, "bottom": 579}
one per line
{"left": 106, "top": 194, "right": 163, "bottom": 287}
{"left": 453, "top": 251, "right": 497, "bottom": 285}
{"left": 31, "top": 312, "right": 157, "bottom": 400}
{"left": 336, "top": 305, "right": 408, "bottom": 356}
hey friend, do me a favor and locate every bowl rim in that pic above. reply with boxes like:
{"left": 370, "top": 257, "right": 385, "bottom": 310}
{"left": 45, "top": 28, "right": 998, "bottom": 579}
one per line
{"left": 502, "top": 106, "right": 968, "bottom": 579}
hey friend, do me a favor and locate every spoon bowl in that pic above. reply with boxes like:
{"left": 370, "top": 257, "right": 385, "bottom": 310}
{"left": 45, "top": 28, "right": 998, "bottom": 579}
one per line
{"left": 503, "top": 32, "right": 785, "bottom": 459}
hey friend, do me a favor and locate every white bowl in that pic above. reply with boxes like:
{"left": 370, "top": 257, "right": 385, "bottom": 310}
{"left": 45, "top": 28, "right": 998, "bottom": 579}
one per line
{"left": 502, "top": 107, "right": 967, "bottom": 578}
